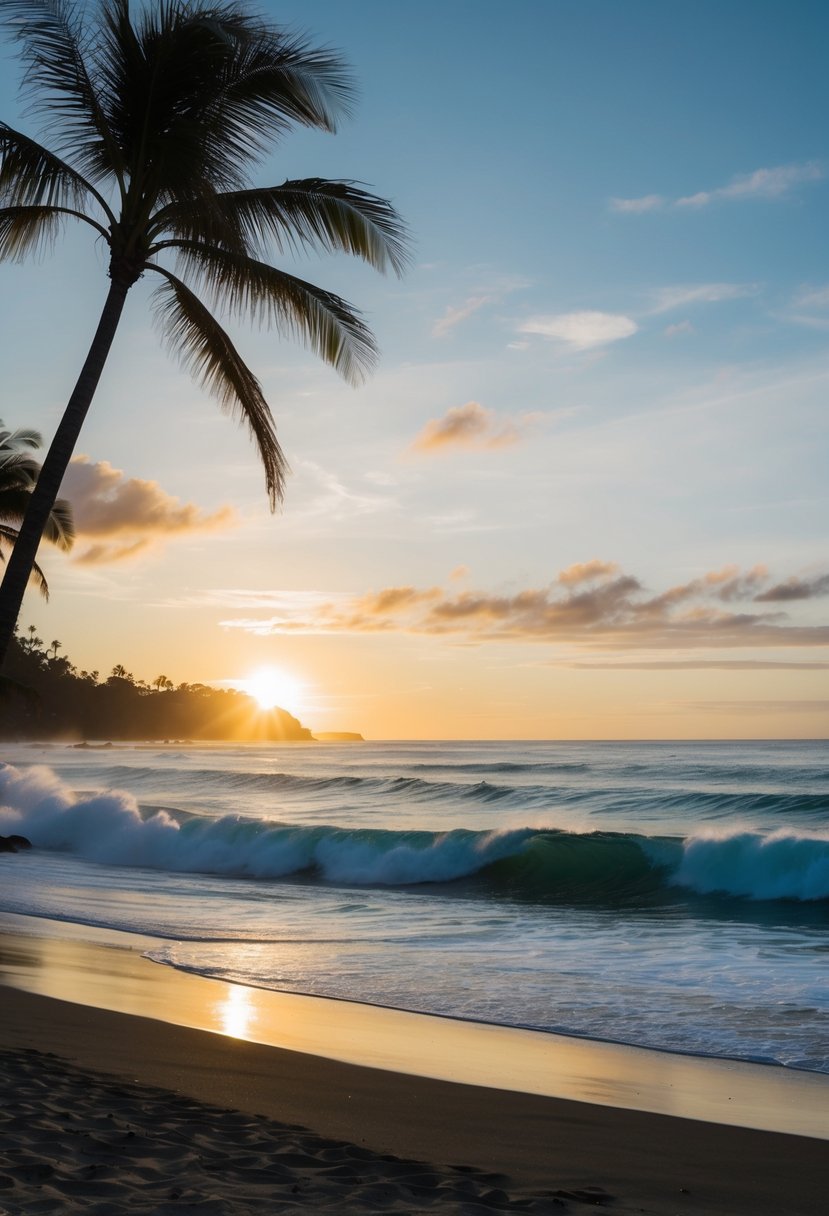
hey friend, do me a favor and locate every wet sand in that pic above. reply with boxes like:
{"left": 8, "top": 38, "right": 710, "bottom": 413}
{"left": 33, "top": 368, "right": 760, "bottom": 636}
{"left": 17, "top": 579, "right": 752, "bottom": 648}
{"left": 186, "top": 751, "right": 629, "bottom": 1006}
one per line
{"left": 0, "top": 922, "right": 827, "bottom": 1214}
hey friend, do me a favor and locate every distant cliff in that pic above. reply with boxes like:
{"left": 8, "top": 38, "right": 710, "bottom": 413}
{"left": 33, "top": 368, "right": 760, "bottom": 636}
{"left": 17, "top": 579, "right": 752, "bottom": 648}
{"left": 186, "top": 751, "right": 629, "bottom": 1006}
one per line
{"left": 314, "top": 732, "right": 365, "bottom": 742}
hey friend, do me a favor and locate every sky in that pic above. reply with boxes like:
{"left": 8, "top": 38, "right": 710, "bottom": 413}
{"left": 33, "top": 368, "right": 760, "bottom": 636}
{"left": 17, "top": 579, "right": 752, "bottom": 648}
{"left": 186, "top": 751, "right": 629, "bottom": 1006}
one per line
{"left": 1, "top": 0, "right": 828, "bottom": 739}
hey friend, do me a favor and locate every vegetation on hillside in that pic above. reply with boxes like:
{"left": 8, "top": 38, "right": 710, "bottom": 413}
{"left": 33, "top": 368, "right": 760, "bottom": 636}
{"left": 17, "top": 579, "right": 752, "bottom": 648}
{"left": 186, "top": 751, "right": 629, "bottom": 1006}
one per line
{"left": 0, "top": 626, "right": 313, "bottom": 741}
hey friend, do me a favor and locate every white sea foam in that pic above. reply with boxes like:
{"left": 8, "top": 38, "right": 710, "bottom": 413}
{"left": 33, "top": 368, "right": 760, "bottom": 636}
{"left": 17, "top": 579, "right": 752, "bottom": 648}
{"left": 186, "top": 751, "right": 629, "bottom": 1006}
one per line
{"left": 1, "top": 742, "right": 828, "bottom": 1074}
{"left": 674, "top": 829, "right": 829, "bottom": 901}
{"left": 0, "top": 763, "right": 529, "bottom": 884}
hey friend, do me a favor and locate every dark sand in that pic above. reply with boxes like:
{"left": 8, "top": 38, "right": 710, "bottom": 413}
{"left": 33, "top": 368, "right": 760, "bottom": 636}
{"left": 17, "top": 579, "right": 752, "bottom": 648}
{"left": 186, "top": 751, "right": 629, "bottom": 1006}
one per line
{"left": 0, "top": 926, "right": 826, "bottom": 1214}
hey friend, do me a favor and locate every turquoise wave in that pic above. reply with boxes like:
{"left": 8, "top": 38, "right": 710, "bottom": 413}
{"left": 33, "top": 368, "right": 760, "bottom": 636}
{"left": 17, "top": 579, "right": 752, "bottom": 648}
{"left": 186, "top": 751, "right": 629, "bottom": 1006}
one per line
{"left": 2, "top": 763, "right": 828, "bottom": 914}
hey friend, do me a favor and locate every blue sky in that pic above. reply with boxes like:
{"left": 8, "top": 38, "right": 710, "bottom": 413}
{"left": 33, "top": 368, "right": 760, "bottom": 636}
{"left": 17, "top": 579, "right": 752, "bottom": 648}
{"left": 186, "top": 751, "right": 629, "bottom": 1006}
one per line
{"left": 1, "top": 0, "right": 828, "bottom": 737}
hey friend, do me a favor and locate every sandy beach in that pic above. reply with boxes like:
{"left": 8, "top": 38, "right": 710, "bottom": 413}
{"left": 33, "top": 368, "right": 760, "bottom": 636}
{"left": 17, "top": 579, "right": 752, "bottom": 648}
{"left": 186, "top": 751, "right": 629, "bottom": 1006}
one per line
{"left": 0, "top": 924, "right": 827, "bottom": 1215}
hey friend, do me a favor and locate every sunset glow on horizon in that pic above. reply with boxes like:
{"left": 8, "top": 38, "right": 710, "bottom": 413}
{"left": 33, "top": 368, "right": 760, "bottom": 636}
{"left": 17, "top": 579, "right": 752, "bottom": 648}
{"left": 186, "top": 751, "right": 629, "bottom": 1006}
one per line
{"left": 236, "top": 667, "right": 306, "bottom": 715}
{"left": 1, "top": 0, "right": 827, "bottom": 741}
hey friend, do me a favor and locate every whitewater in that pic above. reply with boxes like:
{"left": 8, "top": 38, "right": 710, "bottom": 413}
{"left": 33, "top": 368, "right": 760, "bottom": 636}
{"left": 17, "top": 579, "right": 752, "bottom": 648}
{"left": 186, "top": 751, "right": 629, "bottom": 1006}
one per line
{"left": 1, "top": 738, "right": 827, "bottom": 1073}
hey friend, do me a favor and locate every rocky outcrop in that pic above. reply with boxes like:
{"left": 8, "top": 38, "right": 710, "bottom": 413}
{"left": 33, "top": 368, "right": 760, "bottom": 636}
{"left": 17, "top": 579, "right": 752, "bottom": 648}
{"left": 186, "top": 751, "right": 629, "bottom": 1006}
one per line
{"left": 0, "top": 834, "right": 31, "bottom": 853}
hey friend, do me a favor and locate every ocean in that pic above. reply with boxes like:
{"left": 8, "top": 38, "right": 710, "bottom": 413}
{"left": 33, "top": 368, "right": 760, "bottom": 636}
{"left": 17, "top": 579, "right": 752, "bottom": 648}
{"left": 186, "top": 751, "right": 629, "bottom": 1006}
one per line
{"left": 0, "top": 739, "right": 827, "bottom": 1074}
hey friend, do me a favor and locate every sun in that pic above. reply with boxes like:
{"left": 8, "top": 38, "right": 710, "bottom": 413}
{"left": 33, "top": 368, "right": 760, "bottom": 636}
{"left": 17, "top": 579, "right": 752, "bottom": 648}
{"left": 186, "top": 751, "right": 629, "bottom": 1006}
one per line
{"left": 241, "top": 666, "right": 303, "bottom": 712}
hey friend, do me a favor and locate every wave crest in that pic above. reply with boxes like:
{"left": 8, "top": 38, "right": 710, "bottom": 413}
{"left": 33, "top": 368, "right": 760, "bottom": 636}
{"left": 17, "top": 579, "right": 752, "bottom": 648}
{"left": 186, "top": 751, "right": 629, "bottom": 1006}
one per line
{"left": 1, "top": 763, "right": 827, "bottom": 907}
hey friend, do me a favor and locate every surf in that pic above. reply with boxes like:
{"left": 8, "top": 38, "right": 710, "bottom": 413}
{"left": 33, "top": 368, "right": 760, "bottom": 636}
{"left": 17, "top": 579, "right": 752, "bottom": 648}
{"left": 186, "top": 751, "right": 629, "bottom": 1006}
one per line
{"left": 2, "top": 763, "right": 827, "bottom": 915}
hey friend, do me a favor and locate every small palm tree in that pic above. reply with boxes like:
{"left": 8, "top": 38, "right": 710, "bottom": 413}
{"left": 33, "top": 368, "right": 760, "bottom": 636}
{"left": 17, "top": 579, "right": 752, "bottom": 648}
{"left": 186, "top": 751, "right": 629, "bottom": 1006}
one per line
{"left": 0, "top": 421, "right": 74, "bottom": 598}
{"left": 0, "top": 0, "right": 408, "bottom": 665}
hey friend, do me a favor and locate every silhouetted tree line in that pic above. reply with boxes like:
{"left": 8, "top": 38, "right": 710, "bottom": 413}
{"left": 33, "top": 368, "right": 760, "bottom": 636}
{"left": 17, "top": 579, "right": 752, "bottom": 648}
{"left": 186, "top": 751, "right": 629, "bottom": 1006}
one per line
{"left": 0, "top": 627, "right": 313, "bottom": 742}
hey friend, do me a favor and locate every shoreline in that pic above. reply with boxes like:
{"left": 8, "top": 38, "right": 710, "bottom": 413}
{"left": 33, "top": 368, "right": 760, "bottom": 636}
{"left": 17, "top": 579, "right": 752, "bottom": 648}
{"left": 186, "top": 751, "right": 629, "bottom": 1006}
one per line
{"left": 1, "top": 980, "right": 828, "bottom": 1213}
{"left": 1, "top": 911, "right": 828, "bottom": 1140}
{"left": 0, "top": 918, "right": 827, "bottom": 1213}
{"left": 4, "top": 907, "right": 827, "bottom": 1082}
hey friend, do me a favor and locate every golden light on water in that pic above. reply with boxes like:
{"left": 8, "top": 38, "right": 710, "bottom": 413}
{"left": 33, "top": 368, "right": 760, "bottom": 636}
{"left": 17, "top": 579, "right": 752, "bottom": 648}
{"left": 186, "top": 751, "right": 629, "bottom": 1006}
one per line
{"left": 239, "top": 666, "right": 304, "bottom": 712}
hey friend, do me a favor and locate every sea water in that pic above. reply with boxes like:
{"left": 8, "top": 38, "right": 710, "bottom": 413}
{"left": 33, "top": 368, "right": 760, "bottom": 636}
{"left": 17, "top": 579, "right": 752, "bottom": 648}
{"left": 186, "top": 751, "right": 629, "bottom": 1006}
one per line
{"left": 0, "top": 739, "right": 827, "bottom": 1073}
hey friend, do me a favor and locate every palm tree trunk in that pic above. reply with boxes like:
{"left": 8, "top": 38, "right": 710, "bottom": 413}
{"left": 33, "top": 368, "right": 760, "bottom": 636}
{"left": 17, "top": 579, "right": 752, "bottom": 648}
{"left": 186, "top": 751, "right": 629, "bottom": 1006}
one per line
{"left": 0, "top": 277, "right": 132, "bottom": 667}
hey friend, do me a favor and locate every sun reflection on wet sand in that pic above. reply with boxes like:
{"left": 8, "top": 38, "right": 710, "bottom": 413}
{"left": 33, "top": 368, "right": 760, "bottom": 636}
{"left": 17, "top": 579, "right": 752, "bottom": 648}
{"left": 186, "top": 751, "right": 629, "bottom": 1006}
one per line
{"left": 0, "top": 914, "right": 827, "bottom": 1141}
{"left": 218, "top": 982, "right": 255, "bottom": 1040}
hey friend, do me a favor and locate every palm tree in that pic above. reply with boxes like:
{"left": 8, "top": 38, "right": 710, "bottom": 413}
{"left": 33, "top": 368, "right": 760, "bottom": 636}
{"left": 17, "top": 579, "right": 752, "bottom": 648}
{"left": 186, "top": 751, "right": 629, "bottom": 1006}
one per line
{"left": 0, "top": 0, "right": 408, "bottom": 666}
{"left": 0, "top": 420, "right": 74, "bottom": 598}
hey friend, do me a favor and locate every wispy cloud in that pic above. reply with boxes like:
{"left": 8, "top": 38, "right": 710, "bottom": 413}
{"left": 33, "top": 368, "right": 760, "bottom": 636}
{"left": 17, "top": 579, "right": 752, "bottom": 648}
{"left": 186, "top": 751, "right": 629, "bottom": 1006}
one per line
{"left": 609, "top": 194, "right": 665, "bottom": 213}
{"left": 517, "top": 311, "right": 638, "bottom": 350}
{"left": 62, "top": 456, "right": 236, "bottom": 564}
{"left": 650, "top": 282, "right": 760, "bottom": 314}
{"left": 286, "top": 460, "right": 396, "bottom": 522}
{"left": 687, "top": 699, "right": 829, "bottom": 715}
{"left": 565, "top": 660, "right": 829, "bottom": 671}
{"left": 611, "top": 161, "right": 824, "bottom": 214}
{"left": 410, "top": 401, "right": 536, "bottom": 454}
{"left": 431, "top": 274, "right": 529, "bottom": 338}
{"left": 432, "top": 295, "right": 493, "bottom": 337}
{"left": 792, "top": 284, "right": 829, "bottom": 310}
{"left": 786, "top": 284, "right": 829, "bottom": 332}
{"left": 676, "top": 162, "right": 825, "bottom": 208}
{"left": 219, "top": 560, "right": 829, "bottom": 650}
{"left": 664, "top": 320, "right": 694, "bottom": 338}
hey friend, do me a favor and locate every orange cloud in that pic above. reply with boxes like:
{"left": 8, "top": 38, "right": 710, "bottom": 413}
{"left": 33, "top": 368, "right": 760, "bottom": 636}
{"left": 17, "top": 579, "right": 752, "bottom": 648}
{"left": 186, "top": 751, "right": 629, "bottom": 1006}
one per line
{"left": 62, "top": 456, "right": 237, "bottom": 564}
{"left": 219, "top": 562, "right": 829, "bottom": 651}
{"left": 557, "top": 560, "right": 620, "bottom": 586}
{"left": 411, "top": 401, "right": 531, "bottom": 454}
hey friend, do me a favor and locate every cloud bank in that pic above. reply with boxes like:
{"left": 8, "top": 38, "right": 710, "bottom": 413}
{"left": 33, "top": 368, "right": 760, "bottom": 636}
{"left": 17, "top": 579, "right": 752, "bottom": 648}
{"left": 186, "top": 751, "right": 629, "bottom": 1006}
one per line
{"left": 62, "top": 456, "right": 236, "bottom": 564}
{"left": 219, "top": 561, "right": 829, "bottom": 653}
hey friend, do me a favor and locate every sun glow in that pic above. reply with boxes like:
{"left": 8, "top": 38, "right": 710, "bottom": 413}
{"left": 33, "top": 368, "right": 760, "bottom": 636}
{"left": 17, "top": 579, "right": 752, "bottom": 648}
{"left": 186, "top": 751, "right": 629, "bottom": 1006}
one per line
{"left": 240, "top": 666, "right": 304, "bottom": 712}
{"left": 217, "top": 982, "right": 255, "bottom": 1040}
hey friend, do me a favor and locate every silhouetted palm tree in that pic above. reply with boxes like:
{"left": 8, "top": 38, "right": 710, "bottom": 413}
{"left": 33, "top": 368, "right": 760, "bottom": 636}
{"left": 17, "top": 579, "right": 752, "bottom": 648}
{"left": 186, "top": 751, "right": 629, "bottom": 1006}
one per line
{"left": 0, "top": 0, "right": 408, "bottom": 664}
{"left": 0, "top": 420, "right": 74, "bottom": 598}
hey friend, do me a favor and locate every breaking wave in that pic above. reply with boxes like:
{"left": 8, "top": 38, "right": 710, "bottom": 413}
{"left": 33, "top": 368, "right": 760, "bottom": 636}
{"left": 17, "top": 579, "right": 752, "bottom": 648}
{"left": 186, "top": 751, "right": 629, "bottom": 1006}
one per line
{"left": 1, "top": 763, "right": 828, "bottom": 912}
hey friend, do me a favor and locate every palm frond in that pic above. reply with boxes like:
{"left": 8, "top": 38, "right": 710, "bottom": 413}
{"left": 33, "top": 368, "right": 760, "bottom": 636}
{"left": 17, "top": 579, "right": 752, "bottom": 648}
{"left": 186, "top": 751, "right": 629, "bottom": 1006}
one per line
{"left": 0, "top": 123, "right": 112, "bottom": 217}
{"left": 43, "top": 495, "right": 75, "bottom": 549}
{"left": 156, "top": 179, "right": 410, "bottom": 275}
{"left": 0, "top": 425, "right": 42, "bottom": 451}
{"left": 0, "top": 0, "right": 123, "bottom": 185}
{"left": 93, "top": 1, "right": 256, "bottom": 200}
{"left": 0, "top": 525, "right": 50, "bottom": 598}
{"left": 0, "top": 486, "right": 73, "bottom": 548}
{"left": 0, "top": 203, "right": 108, "bottom": 260}
{"left": 161, "top": 239, "right": 378, "bottom": 385}
{"left": 0, "top": 423, "right": 74, "bottom": 547}
{"left": 108, "top": 5, "right": 355, "bottom": 201}
{"left": 0, "top": 485, "right": 38, "bottom": 520}
{"left": 0, "top": 449, "right": 40, "bottom": 480}
{"left": 205, "top": 19, "right": 356, "bottom": 148}
{"left": 149, "top": 264, "right": 287, "bottom": 507}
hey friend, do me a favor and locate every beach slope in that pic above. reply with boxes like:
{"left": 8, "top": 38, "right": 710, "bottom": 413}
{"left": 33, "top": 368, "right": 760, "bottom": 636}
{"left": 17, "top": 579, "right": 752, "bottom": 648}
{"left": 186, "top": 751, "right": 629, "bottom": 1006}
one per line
{"left": 0, "top": 983, "right": 826, "bottom": 1216}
